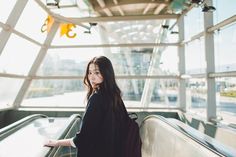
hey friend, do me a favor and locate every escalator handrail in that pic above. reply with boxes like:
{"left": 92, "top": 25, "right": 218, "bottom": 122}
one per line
{"left": 46, "top": 114, "right": 81, "bottom": 157}
{"left": 52, "top": 116, "right": 81, "bottom": 157}
{"left": 141, "top": 115, "right": 235, "bottom": 157}
{"left": 0, "top": 114, "right": 47, "bottom": 140}
{"left": 168, "top": 118, "right": 236, "bottom": 157}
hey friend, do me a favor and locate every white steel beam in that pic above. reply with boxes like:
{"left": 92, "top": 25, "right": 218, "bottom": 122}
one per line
{"left": 0, "top": 0, "right": 29, "bottom": 55}
{"left": 143, "top": 3, "right": 152, "bottom": 14}
{"left": 207, "top": 15, "right": 236, "bottom": 33}
{"left": 50, "top": 42, "right": 178, "bottom": 48}
{"left": 113, "top": 0, "right": 125, "bottom": 16}
{"left": 204, "top": 0, "right": 216, "bottom": 121}
{"left": 0, "top": 73, "right": 29, "bottom": 79}
{"left": 0, "top": 74, "right": 178, "bottom": 80}
{"left": 97, "top": 0, "right": 113, "bottom": 16}
{"left": 65, "top": 14, "right": 178, "bottom": 24}
{"left": 178, "top": 15, "right": 186, "bottom": 111}
{"left": 154, "top": 4, "right": 166, "bottom": 15}
{"left": 209, "top": 71, "right": 236, "bottom": 78}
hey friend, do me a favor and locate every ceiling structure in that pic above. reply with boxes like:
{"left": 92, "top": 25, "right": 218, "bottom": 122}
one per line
{"left": 36, "top": 0, "right": 196, "bottom": 47}
{"left": 38, "top": 0, "right": 194, "bottom": 27}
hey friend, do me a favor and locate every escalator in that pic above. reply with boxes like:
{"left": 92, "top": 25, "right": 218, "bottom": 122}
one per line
{"left": 0, "top": 114, "right": 81, "bottom": 157}
{"left": 167, "top": 118, "right": 236, "bottom": 157}
{"left": 2, "top": 113, "right": 235, "bottom": 157}
{"left": 140, "top": 115, "right": 236, "bottom": 157}
{"left": 46, "top": 114, "right": 81, "bottom": 157}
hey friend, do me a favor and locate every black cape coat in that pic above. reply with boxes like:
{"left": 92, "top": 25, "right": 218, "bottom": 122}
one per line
{"left": 73, "top": 90, "right": 127, "bottom": 157}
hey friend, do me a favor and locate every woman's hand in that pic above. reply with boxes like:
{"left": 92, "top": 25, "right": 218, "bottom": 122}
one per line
{"left": 44, "top": 139, "right": 59, "bottom": 147}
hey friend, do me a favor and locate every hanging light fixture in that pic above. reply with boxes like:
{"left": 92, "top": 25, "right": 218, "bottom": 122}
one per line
{"left": 84, "top": 23, "right": 97, "bottom": 34}
{"left": 162, "top": 25, "right": 169, "bottom": 29}
{"left": 170, "top": 31, "right": 179, "bottom": 34}
{"left": 191, "top": 0, "right": 202, "bottom": 5}
{"left": 202, "top": 4, "right": 216, "bottom": 12}
{"left": 190, "top": 0, "right": 216, "bottom": 12}
{"left": 46, "top": 0, "right": 60, "bottom": 8}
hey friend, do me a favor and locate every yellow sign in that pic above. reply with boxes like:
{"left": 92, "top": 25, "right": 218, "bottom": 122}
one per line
{"left": 60, "top": 23, "right": 76, "bottom": 38}
{"left": 41, "top": 15, "right": 77, "bottom": 38}
{"left": 41, "top": 15, "right": 54, "bottom": 33}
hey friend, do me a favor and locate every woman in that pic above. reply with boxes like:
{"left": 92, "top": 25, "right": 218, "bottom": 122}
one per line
{"left": 44, "top": 56, "right": 128, "bottom": 157}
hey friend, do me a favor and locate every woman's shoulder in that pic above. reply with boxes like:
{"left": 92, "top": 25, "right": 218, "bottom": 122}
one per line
{"left": 89, "top": 91, "right": 102, "bottom": 102}
{"left": 87, "top": 91, "right": 110, "bottom": 112}
{"left": 89, "top": 90, "right": 109, "bottom": 104}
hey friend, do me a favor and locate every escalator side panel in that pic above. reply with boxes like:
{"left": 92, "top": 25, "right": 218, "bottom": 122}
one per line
{"left": 0, "top": 118, "right": 70, "bottom": 157}
{"left": 140, "top": 117, "right": 220, "bottom": 157}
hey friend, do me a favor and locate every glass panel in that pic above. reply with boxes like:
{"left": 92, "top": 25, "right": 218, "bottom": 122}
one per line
{"left": 15, "top": 0, "right": 48, "bottom": 43}
{"left": 38, "top": 48, "right": 153, "bottom": 76}
{"left": 22, "top": 78, "right": 179, "bottom": 108}
{"left": 186, "top": 78, "right": 207, "bottom": 119}
{"left": 0, "top": 77, "right": 24, "bottom": 109}
{"left": 184, "top": 7, "right": 203, "bottom": 40}
{"left": 150, "top": 79, "right": 179, "bottom": 107}
{"left": 185, "top": 37, "right": 206, "bottom": 74}
{"left": 0, "top": 0, "right": 17, "bottom": 23}
{"left": 216, "top": 77, "right": 236, "bottom": 124}
{"left": 22, "top": 79, "right": 145, "bottom": 107}
{"left": 37, "top": 48, "right": 104, "bottom": 76}
{"left": 22, "top": 79, "right": 86, "bottom": 107}
{"left": 166, "top": 20, "right": 179, "bottom": 43}
{"left": 215, "top": 24, "right": 236, "bottom": 72}
{"left": 166, "top": 30, "right": 179, "bottom": 43}
{"left": 38, "top": 47, "right": 178, "bottom": 76}
{"left": 213, "top": 0, "right": 236, "bottom": 24}
{"left": 52, "top": 19, "right": 165, "bottom": 45}
{"left": 117, "top": 79, "right": 143, "bottom": 106}
{"left": 111, "top": 50, "right": 152, "bottom": 76}
{"left": 160, "top": 46, "right": 178, "bottom": 74}
{"left": 0, "top": 34, "right": 40, "bottom": 75}
{"left": 101, "top": 20, "right": 164, "bottom": 44}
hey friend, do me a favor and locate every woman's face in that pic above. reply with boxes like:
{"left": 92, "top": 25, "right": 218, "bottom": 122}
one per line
{"left": 88, "top": 63, "right": 104, "bottom": 89}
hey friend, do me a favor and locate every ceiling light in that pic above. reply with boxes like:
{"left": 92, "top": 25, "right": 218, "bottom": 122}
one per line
{"left": 170, "top": 31, "right": 179, "bottom": 34}
{"left": 191, "top": 0, "right": 216, "bottom": 12}
{"left": 84, "top": 23, "right": 97, "bottom": 34}
{"left": 202, "top": 4, "right": 216, "bottom": 12}
{"left": 191, "top": 0, "right": 202, "bottom": 5}
{"left": 46, "top": 0, "right": 60, "bottom": 8}
{"left": 162, "top": 25, "right": 169, "bottom": 29}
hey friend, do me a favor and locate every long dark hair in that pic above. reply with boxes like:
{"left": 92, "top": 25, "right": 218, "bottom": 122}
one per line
{"left": 84, "top": 56, "right": 122, "bottom": 108}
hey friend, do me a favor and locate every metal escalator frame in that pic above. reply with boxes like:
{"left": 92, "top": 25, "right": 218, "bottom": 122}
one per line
{"left": 52, "top": 118, "right": 80, "bottom": 157}
{"left": 168, "top": 118, "right": 236, "bottom": 157}
{"left": 0, "top": 114, "right": 47, "bottom": 141}
{"left": 46, "top": 114, "right": 81, "bottom": 157}
{"left": 141, "top": 115, "right": 229, "bottom": 157}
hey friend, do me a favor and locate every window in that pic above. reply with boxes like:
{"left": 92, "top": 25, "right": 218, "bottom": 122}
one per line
{"left": 215, "top": 24, "right": 236, "bottom": 72}
{"left": 0, "top": 78, "right": 24, "bottom": 108}
{"left": 0, "top": 34, "right": 40, "bottom": 75}
{"left": 0, "top": 0, "right": 17, "bottom": 23}
{"left": 15, "top": 0, "right": 48, "bottom": 43}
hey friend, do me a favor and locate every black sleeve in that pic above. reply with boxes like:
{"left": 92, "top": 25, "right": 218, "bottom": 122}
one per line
{"left": 73, "top": 93, "right": 103, "bottom": 148}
